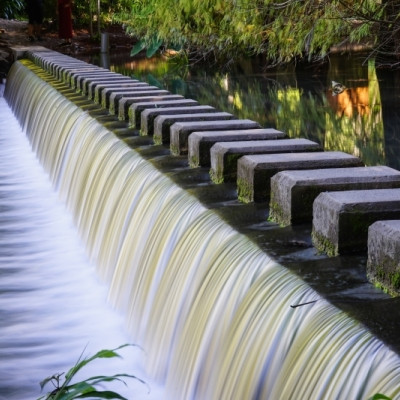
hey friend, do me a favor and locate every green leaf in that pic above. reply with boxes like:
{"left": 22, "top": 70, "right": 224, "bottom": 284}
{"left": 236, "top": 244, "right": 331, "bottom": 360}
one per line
{"left": 369, "top": 394, "right": 392, "bottom": 400}
{"left": 146, "top": 38, "right": 163, "bottom": 58}
{"left": 65, "top": 345, "right": 131, "bottom": 381}
{"left": 39, "top": 373, "right": 64, "bottom": 390}
{"left": 130, "top": 40, "right": 147, "bottom": 56}
{"left": 75, "top": 390, "right": 128, "bottom": 399}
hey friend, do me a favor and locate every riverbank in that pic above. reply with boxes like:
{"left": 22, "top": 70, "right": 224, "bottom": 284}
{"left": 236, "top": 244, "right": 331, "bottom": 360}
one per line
{"left": 0, "top": 18, "right": 135, "bottom": 80}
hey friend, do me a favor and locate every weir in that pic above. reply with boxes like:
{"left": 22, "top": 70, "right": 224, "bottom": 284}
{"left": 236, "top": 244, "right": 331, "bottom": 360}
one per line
{"left": 3, "top": 54, "right": 400, "bottom": 399}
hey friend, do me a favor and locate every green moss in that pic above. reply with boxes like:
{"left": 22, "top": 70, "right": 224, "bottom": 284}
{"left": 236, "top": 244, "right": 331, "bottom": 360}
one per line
{"left": 391, "top": 271, "right": 400, "bottom": 290}
{"left": 153, "top": 135, "right": 163, "bottom": 145}
{"left": 210, "top": 167, "right": 224, "bottom": 184}
{"left": 368, "top": 257, "right": 400, "bottom": 297}
{"left": 128, "top": 108, "right": 135, "bottom": 127}
{"left": 311, "top": 230, "right": 338, "bottom": 257}
{"left": 237, "top": 177, "right": 253, "bottom": 203}
{"left": 189, "top": 155, "right": 199, "bottom": 168}
{"left": 269, "top": 200, "right": 290, "bottom": 226}
{"left": 170, "top": 144, "right": 180, "bottom": 156}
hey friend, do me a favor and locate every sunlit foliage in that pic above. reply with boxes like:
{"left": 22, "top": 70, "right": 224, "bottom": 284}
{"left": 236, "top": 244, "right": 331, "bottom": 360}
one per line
{"left": 111, "top": 0, "right": 400, "bottom": 67}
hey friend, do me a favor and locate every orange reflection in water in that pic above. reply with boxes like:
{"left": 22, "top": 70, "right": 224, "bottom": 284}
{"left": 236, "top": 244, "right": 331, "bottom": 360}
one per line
{"left": 327, "top": 86, "right": 370, "bottom": 118}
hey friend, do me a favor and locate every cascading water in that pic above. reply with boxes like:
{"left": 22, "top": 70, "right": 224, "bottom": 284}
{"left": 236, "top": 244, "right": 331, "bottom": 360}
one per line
{"left": 3, "top": 59, "right": 400, "bottom": 399}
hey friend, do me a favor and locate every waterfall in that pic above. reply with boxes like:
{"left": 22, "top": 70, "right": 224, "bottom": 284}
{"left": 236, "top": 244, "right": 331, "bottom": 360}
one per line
{"left": 4, "top": 60, "right": 400, "bottom": 399}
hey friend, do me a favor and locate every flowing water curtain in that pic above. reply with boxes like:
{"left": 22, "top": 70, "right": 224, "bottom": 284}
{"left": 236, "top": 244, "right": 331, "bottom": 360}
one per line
{"left": 5, "top": 60, "right": 400, "bottom": 400}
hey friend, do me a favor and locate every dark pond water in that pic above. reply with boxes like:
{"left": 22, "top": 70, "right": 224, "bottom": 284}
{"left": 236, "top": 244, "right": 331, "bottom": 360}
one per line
{"left": 88, "top": 51, "right": 400, "bottom": 170}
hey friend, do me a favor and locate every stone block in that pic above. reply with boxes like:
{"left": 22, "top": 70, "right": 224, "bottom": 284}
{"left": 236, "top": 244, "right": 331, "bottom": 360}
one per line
{"left": 129, "top": 99, "right": 199, "bottom": 128}
{"left": 367, "top": 220, "right": 400, "bottom": 296}
{"left": 140, "top": 105, "right": 215, "bottom": 136}
{"left": 210, "top": 138, "right": 321, "bottom": 184}
{"left": 105, "top": 88, "right": 168, "bottom": 111}
{"left": 188, "top": 128, "right": 286, "bottom": 167}
{"left": 312, "top": 189, "right": 400, "bottom": 256}
{"left": 118, "top": 95, "right": 184, "bottom": 120}
{"left": 91, "top": 81, "right": 148, "bottom": 102}
{"left": 170, "top": 119, "right": 261, "bottom": 156}
{"left": 270, "top": 166, "right": 400, "bottom": 226}
{"left": 153, "top": 112, "right": 234, "bottom": 145}
{"left": 77, "top": 74, "right": 127, "bottom": 94}
{"left": 237, "top": 151, "right": 364, "bottom": 203}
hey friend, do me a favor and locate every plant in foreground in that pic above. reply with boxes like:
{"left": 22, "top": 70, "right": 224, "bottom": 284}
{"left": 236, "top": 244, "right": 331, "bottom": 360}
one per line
{"left": 369, "top": 394, "right": 392, "bottom": 400}
{"left": 38, "top": 344, "right": 148, "bottom": 400}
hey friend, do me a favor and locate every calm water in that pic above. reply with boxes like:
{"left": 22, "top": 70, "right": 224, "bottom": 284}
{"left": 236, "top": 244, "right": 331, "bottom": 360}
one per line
{"left": 88, "top": 51, "right": 400, "bottom": 170}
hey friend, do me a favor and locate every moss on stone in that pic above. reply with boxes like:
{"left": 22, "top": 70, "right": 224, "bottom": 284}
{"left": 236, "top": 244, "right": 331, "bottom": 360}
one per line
{"left": 153, "top": 135, "right": 162, "bottom": 145}
{"left": 367, "top": 256, "right": 400, "bottom": 297}
{"left": 128, "top": 108, "right": 135, "bottom": 127}
{"left": 237, "top": 177, "right": 253, "bottom": 203}
{"left": 269, "top": 200, "right": 290, "bottom": 226}
{"left": 311, "top": 230, "right": 338, "bottom": 257}
{"left": 170, "top": 144, "right": 180, "bottom": 156}
{"left": 189, "top": 155, "right": 199, "bottom": 168}
{"left": 210, "top": 167, "right": 224, "bottom": 184}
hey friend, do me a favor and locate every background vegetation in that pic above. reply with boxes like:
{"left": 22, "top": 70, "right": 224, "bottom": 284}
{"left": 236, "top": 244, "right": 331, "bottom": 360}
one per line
{"left": 2, "top": 0, "right": 400, "bottom": 66}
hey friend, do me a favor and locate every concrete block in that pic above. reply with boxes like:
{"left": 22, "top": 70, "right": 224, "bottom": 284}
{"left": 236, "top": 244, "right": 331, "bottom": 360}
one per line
{"left": 170, "top": 119, "right": 261, "bottom": 156}
{"left": 237, "top": 151, "right": 364, "bottom": 203}
{"left": 118, "top": 95, "right": 184, "bottom": 121}
{"left": 367, "top": 220, "right": 400, "bottom": 296}
{"left": 129, "top": 99, "right": 199, "bottom": 128}
{"left": 91, "top": 81, "right": 148, "bottom": 102}
{"left": 105, "top": 88, "right": 168, "bottom": 111}
{"left": 270, "top": 166, "right": 400, "bottom": 226}
{"left": 153, "top": 112, "right": 234, "bottom": 145}
{"left": 312, "top": 189, "right": 400, "bottom": 256}
{"left": 76, "top": 74, "right": 127, "bottom": 94}
{"left": 188, "top": 128, "right": 286, "bottom": 167}
{"left": 140, "top": 105, "right": 215, "bottom": 136}
{"left": 210, "top": 138, "right": 321, "bottom": 184}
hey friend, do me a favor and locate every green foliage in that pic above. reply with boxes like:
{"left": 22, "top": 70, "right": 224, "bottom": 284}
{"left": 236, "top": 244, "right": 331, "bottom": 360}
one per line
{"left": 0, "top": 0, "right": 24, "bottom": 19}
{"left": 38, "top": 344, "right": 147, "bottom": 400}
{"left": 368, "top": 394, "right": 392, "bottom": 400}
{"left": 111, "top": 0, "right": 400, "bottom": 67}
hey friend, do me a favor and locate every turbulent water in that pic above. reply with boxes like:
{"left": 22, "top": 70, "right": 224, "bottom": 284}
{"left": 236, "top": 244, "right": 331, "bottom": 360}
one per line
{"left": 2, "top": 58, "right": 400, "bottom": 399}
{"left": 0, "top": 91, "right": 163, "bottom": 400}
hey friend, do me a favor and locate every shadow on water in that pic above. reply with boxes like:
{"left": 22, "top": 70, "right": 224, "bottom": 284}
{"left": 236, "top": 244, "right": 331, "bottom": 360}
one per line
{"left": 43, "top": 53, "right": 400, "bottom": 355}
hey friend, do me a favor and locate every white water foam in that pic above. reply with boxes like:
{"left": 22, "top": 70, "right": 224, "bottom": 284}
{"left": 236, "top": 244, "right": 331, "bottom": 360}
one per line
{"left": 0, "top": 92, "right": 164, "bottom": 400}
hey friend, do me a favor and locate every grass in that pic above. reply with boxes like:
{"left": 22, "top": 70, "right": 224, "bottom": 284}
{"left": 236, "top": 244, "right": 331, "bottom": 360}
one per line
{"left": 38, "top": 344, "right": 148, "bottom": 400}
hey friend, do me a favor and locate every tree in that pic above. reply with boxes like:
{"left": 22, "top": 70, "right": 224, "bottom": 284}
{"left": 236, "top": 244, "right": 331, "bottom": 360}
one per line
{"left": 113, "top": 0, "right": 400, "bottom": 67}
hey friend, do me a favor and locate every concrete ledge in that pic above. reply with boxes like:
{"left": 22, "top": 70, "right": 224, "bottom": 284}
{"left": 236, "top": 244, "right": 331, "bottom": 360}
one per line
{"left": 210, "top": 138, "right": 321, "bottom": 184}
{"left": 77, "top": 74, "right": 125, "bottom": 94}
{"left": 64, "top": 69, "right": 112, "bottom": 87}
{"left": 60, "top": 67, "right": 100, "bottom": 85}
{"left": 367, "top": 220, "right": 400, "bottom": 296}
{"left": 106, "top": 89, "right": 169, "bottom": 112}
{"left": 153, "top": 112, "right": 234, "bottom": 145}
{"left": 91, "top": 81, "right": 148, "bottom": 102}
{"left": 188, "top": 128, "right": 286, "bottom": 168}
{"left": 237, "top": 151, "right": 364, "bottom": 203}
{"left": 140, "top": 105, "right": 216, "bottom": 136}
{"left": 270, "top": 166, "right": 400, "bottom": 226}
{"left": 312, "top": 189, "right": 400, "bottom": 256}
{"left": 129, "top": 99, "right": 199, "bottom": 128}
{"left": 170, "top": 119, "right": 261, "bottom": 156}
{"left": 118, "top": 95, "right": 185, "bottom": 120}
{"left": 73, "top": 75, "right": 128, "bottom": 91}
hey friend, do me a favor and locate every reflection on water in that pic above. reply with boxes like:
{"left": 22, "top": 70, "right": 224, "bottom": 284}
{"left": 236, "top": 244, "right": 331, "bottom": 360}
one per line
{"left": 90, "top": 52, "right": 400, "bottom": 169}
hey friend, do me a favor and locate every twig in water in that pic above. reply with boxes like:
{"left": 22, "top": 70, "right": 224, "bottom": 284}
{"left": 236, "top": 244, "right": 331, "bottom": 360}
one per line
{"left": 290, "top": 300, "right": 318, "bottom": 308}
